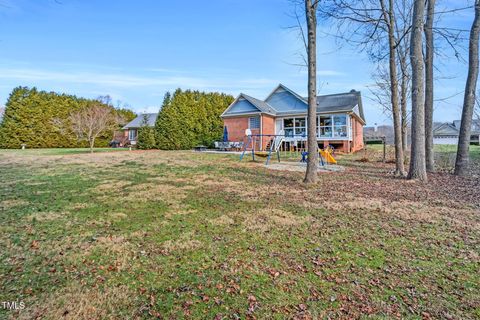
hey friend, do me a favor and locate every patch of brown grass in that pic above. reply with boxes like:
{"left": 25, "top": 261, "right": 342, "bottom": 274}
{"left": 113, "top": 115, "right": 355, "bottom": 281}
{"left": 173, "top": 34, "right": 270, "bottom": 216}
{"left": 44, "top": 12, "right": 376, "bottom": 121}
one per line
{"left": 161, "top": 232, "right": 203, "bottom": 254}
{"left": 26, "top": 211, "right": 65, "bottom": 222}
{"left": 243, "top": 208, "right": 312, "bottom": 233}
{"left": 0, "top": 199, "right": 29, "bottom": 210}
{"left": 15, "top": 283, "right": 138, "bottom": 320}
{"left": 209, "top": 215, "right": 235, "bottom": 226}
{"left": 94, "top": 180, "right": 130, "bottom": 193}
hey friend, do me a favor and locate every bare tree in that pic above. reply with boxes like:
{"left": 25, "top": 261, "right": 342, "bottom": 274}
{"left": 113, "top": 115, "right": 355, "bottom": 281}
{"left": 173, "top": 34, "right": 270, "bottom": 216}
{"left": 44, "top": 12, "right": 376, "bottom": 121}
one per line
{"left": 455, "top": 0, "right": 480, "bottom": 176}
{"left": 70, "top": 104, "right": 117, "bottom": 153}
{"left": 320, "top": 0, "right": 408, "bottom": 176}
{"left": 425, "top": 0, "right": 436, "bottom": 172}
{"left": 408, "top": 0, "right": 427, "bottom": 181}
{"left": 304, "top": 0, "right": 319, "bottom": 184}
{"left": 370, "top": 1, "right": 412, "bottom": 155}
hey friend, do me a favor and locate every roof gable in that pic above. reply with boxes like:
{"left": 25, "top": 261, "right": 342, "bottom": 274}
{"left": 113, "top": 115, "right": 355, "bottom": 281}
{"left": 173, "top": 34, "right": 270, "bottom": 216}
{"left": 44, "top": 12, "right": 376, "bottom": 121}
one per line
{"left": 221, "top": 94, "right": 262, "bottom": 117}
{"left": 123, "top": 113, "right": 158, "bottom": 129}
{"left": 433, "top": 123, "right": 459, "bottom": 135}
{"left": 265, "top": 84, "right": 307, "bottom": 112}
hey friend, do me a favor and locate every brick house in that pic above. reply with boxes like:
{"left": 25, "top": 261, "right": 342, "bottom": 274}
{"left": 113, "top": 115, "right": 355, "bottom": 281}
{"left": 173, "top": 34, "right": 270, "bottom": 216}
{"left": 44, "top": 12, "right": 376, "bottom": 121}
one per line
{"left": 122, "top": 113, "right": 158, "bottom": 146}
{"left": 221, "top": 84, "right": 366, "bottom": 153}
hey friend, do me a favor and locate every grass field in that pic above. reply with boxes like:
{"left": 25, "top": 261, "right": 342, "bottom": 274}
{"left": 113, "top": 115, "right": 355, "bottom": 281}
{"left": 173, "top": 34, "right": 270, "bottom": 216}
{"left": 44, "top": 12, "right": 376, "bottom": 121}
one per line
{"left": 0, "top": 148, "right": 479, "bottom": 319}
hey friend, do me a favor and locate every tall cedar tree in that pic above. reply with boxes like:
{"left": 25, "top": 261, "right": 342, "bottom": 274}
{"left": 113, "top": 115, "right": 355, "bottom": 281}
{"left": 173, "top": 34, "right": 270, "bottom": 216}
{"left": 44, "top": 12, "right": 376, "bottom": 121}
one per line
{"left": 408, "top": 0, "right": 427, "bottom": 181}
{"left": 304, "top": 0, "right": 319, "bottom": 184}
{"left": 137, "top": 114, "right": 157, "bottom": 150}
{"left": 455, "top": 0, "right": 480, "bottom": 176}
{"left": 155, "top": 89, "right": 234, "bottom": 150}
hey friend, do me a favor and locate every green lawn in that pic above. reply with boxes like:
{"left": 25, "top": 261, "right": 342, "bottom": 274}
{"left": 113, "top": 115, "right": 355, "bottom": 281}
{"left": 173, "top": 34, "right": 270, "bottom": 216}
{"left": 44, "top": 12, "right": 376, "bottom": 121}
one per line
{"left": 0, "top": 149, "right": 479, "bottom": 319}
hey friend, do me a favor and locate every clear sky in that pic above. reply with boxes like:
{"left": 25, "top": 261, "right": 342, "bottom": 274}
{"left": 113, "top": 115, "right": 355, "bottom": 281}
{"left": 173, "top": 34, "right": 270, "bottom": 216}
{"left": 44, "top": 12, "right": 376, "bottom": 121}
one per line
{"left": 0, "top": 0, "right": 475, "bottom": 125}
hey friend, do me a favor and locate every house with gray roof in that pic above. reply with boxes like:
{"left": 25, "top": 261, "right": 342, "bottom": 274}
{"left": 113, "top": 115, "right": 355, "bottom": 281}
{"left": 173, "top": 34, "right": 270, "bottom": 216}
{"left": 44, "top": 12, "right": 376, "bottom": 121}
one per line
{"left": 122, "top": 113, "right": 158, "bottom": 145}
{"left": 221, "top": 84, "right": 366, "bottom": 153}
{"left": 433, "top": 120, "right": 480, "bottom": 145}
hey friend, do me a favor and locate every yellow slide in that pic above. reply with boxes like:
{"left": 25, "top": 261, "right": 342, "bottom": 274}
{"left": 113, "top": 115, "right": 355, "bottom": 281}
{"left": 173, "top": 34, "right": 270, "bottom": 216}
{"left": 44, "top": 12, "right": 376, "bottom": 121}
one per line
{"left": 319, "top": 150, "right": 337, "bottom": 164}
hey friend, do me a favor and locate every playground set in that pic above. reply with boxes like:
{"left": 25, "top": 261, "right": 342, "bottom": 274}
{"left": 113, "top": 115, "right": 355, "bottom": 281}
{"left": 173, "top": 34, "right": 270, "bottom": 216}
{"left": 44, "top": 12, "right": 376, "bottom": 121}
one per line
{"left": 239, "top": 129, "right": 337, "bottom": 166}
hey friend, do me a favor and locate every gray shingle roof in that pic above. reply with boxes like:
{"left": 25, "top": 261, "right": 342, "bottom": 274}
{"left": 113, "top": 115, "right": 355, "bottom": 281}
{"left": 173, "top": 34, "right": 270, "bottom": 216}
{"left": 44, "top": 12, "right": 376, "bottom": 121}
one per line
{"left": 433, "top": 122, "right": 459, "bottom": 136}
{"left": 123, "top": 113, "right": 158, "bottom": 129}
{"left": 222, "top": 84, "right": 365, "bottom": 123}
{"left": 241, "top": 94, "right": 276, "bottom": 115}
{"left": 434, "top": 120, "right": 480, "bottom": 136}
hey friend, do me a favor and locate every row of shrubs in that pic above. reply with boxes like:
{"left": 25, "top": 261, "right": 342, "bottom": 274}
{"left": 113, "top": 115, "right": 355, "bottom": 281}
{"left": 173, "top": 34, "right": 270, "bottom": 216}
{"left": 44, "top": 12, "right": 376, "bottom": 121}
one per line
{"left": 0, "top": 87, "right": 136, "bottom": 149}
{"left": 0, "top": 87, "right": 234, "bottom": 150}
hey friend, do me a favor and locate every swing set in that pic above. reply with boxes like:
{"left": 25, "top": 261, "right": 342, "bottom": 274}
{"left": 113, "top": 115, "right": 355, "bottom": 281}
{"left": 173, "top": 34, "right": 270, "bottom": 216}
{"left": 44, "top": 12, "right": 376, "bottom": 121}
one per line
{"left": 239, "top": 129, "right": 285, "bottom": 165}
{"left": 239, "top": 129, "right": 337, "bottom": 166}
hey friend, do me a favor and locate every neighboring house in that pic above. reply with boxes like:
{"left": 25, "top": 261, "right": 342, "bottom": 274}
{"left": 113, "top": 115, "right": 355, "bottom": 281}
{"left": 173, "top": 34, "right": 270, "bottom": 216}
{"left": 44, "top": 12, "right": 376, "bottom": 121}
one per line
{"left": 433, "top": 120, "right": 480, "bottom": 145}
{"left": 221, "top": 84, "right": 366, "bottom": 153}
{"left": 122, "top": 113, "right": 158, "bottom": 145}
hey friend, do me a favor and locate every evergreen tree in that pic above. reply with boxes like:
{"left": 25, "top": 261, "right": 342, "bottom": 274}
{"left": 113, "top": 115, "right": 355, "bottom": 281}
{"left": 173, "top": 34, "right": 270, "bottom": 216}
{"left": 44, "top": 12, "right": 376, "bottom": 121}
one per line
{"left": 137, "top": 114, "right": 156, "bottom": 150}
{"left": 155, "top": 89, "right": 233, "bottom": 150}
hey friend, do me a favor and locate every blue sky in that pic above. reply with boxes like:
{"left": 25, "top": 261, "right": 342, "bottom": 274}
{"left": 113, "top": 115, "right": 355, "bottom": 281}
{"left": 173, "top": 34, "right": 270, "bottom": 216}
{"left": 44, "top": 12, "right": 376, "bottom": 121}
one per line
{"left": 0, "top": 0, "right": 475, "bottom": 125}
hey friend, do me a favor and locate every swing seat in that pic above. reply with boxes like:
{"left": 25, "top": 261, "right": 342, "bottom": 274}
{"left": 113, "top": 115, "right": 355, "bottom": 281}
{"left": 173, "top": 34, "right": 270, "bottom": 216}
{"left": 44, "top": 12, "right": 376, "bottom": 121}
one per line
{"left": 254, "top": 151, "right": 269, "bottom": 157}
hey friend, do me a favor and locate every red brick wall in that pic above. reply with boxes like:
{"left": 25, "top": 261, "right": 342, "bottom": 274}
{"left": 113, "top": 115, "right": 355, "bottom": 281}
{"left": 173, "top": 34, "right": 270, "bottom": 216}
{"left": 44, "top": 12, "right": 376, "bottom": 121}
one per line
{"left": 351, "top": 117, "right": 364, "bottom": 152}
{"left": 261, "top": 115, "right": 275, "bottom": 149}
{"left": 223, "top": 117, "right": 249, "bottom": 143}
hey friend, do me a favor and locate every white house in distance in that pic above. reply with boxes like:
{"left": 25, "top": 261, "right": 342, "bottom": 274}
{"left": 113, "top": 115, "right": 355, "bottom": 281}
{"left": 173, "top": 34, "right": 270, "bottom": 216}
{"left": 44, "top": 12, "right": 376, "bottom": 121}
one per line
{"left": 122, "top": 113, "right": 158, "bottom": 145}
{"left": 433, "top": 120, "right": 480, "bottom": 145}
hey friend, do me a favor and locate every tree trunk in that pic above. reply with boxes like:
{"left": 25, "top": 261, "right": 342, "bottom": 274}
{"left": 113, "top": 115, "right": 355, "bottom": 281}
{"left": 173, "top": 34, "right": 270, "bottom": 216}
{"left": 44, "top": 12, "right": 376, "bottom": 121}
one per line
{"left": 90, "top": 138, "right": 95, "bottom": 153}
{"left": 400, "top": 73, "right": 408, "bottom": 154}
{"left": 398, "top": 40, "right": 409, "bottom": 155}
{"left": 386, "top": 0, "right": 405, "bottom": 176}
{"left": 408, "top": 0, "right": 427, "bottom": 181}
{"left": 455, "top": 0, "right": 480, "bottom": 176}
{"left": 304, "top": 0, "right": 319, "bottom": 184}
{"left": 424, "top": 0, "right": 436, "bottom": 172}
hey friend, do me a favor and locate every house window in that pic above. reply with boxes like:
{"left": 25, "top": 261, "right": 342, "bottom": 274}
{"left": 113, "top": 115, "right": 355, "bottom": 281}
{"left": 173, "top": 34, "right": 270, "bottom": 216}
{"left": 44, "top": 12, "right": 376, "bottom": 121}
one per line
{"left": 319, "top": 116, "right": 333, "bottom": 138}
{"left": 129, "top": 129, "right": 137, "bottom": 141}
{"left": 295, "top": 118, "right": 306, "bottom": 136}
{"left": 284, "top": 118, "right": 294, "bottom": 137}
{"left": 283, "top": 117, "right": 306, "bottom": 138}
{"left": 333, "top": 115, "right": 347, "bottom": 138}
{"left": 249, "top": 116, "right": 260, "bottom": 129}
